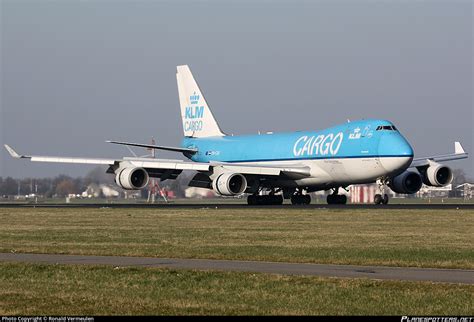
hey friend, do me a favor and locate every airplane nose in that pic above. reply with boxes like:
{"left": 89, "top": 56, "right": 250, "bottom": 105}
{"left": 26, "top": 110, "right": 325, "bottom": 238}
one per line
{"left": 378, "top": 133, "right": 414, "bottom": 175}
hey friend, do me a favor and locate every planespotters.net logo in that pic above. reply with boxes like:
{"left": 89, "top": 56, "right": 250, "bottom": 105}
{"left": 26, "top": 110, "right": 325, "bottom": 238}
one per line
{"left": 402, "top": 317, "right": 474, "bottom": 322}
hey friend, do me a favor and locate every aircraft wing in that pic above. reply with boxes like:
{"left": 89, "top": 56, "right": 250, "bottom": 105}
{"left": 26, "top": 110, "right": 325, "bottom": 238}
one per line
{"left": 4, "top": 144, "right": 309, "bottom": 179}
{"left": 209, "top": 161, "right": 311, "bottom": 179}
{"left": 4, "top": 144, "right": 116, "bottom": 165}
{"left": 4, "top": 144, "right": 209, "bottom": 170}
{"left": 410, "top": 142, "right": 468, "bottom": 169}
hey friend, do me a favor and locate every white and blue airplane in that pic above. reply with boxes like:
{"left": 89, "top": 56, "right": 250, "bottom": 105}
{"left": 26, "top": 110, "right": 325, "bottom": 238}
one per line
{"left": 4, "top": 65, "right": 469, "bottom": 205}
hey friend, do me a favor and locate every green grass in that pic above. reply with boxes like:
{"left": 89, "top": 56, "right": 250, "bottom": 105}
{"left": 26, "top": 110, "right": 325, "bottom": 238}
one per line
{"left": 0, "top": 262, "right": 472, "bottom": 315}
{"left": 1, "top": 207, "right": 472, "bottom": 315}
{"left": 0, "top": 207, "right": 472, "bottom": 269}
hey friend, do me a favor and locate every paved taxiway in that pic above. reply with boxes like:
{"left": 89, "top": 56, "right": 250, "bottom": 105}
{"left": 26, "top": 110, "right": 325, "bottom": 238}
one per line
{"left": 1, "top": 253, "right": 472, "bottom": 284}
{"left": 0, "top": 203, "right": 472, "bottom": 209}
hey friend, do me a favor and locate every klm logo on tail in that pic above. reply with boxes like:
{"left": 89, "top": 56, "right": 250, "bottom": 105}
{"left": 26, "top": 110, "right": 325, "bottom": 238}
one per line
{"left": 177, "top": 65, "right": 224, "bottom": 137}
{"left": 190, "top": 93, "right": 200, "bottom": 104}
{"left": 185, "top": 106, "right": 204, "bottom": 119}
{"left": 184, "top": 92, "right": 204, "bottom": 132}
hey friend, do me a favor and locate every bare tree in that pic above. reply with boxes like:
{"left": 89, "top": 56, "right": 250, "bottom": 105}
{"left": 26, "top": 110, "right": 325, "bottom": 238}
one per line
{"left": 55, "top": 179, "right": 77, "bottom": 197}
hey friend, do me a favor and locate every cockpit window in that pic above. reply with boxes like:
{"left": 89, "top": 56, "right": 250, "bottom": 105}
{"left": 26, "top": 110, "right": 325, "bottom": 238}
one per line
{"left": 376, "top": 125, "right": 397, "bottom": 131}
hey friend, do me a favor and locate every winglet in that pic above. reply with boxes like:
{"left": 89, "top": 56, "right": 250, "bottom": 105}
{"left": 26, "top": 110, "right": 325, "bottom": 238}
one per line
{"left": 4, "top": 144, "right": 24, "bottom": 158}
{"left": 455, "top": 142, "right": 466, "bottom": 154}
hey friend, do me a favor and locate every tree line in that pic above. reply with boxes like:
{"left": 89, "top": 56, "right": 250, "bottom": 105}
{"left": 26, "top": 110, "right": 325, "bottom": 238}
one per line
{"left": 0, "top": 166, "right": 193, "bottom": 198}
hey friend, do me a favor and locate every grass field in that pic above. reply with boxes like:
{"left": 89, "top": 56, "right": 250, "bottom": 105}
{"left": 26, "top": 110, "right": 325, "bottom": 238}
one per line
{"left": 1, "top": 262, "right": 472, "bottom": 315}
{"left": 0, "top": 207, "right": 472, "bottom": 269}
{"left": 1, "top": 207, "right": 473, "bottom": 315}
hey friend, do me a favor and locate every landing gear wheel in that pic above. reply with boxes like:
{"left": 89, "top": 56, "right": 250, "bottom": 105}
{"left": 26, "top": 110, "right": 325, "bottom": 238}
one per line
{"left": 327, "top": 194, "right": 347, "bottom": 205}
{"left": 247, "top": 195, "right": 257, "bottom": 205}
{"left": 326, "top": 195, "right": 336, "bottom": 205}
{"left": 291, "top": 195, "right": 298, "bottom": 205}
{"left": 268, "top": 195, "right": 284, "bottom": 205}
{"left": 374, "top": 194, "right": 383, "bottom": 205}
{"left": 291, "top": 194, "right": 311, "bottom": 205}
{"left": 375, "top": 178, "right": 390, "bottom": 205}
{"left": 326, "top": 187, "right": 347, "bottom": 205}
{"left": 339, "top": 194, "right": 347, "bottom": 204}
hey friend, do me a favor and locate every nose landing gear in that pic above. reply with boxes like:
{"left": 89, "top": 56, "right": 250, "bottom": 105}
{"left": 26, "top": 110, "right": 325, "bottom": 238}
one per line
{"left": 374, "top": 179, "right": 389, "bottom": 205}
{"left": 374, "top": 193, "right": 389, "bottom": 205}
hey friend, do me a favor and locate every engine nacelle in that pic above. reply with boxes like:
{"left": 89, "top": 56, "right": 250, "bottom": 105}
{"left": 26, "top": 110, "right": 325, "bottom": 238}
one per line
{"left": 212, "top": 173, "right": 247, "bottom": 196}
{"left": 115, "top": 167, "right": 149, "bottom": 190}
{"left": 420, "top": 163, "right": 453, "bottom": 187}
{"left": 388, "top": 171, "right": 423, "bottom": 194}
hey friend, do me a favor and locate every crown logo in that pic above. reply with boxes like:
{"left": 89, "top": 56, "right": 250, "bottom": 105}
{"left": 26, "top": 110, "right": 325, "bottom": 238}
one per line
{"left": 190, "top": 92, "right": 200, "bottom": 104}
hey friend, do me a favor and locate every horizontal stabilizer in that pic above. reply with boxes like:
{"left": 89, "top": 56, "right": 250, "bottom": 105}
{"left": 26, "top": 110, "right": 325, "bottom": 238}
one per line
{"left": 106, "top": 140, "right": 198, "bottom": 154}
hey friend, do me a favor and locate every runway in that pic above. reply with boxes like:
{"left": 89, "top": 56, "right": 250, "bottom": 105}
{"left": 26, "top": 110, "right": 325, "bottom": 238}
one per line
{"left": 0, "top": 203, "right": 473, "bottom": 209}
{"left": 1, "top": 253, "right": 472, "bottom": 284}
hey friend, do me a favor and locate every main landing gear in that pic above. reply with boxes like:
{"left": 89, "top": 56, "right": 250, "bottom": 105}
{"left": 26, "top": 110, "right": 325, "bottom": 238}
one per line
{"left": 326, "top": 188, "right": 347, "bottom": 205}
{"left": 374, "top": 179, "right": 389, "bottom": 205}
{"left": 290, "top": 190, "right": 311, "bottom": 205}
{"left": 247, "top": 189, "right": 284, "bottom": 205}
{"left": 247, "top": 188, "right": 311, "bottom": 205}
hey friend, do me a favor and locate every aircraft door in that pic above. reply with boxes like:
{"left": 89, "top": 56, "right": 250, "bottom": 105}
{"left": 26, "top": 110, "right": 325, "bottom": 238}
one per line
{"left": 360, "top": 125, "right": 381, "bottom": 170}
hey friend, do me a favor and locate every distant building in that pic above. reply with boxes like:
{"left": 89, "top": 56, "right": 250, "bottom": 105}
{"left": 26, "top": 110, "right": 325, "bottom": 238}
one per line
{"left": 456, "top": 183, "right": 473, "bottom": 200}
{"left": 349, "top": 184, "right": 399, "bottom": 204}
{"left": 350, "top": 184, "right": 379, "bottom": 203}
{"left": 416, "top": 184, "right": 452, "bottom": 198}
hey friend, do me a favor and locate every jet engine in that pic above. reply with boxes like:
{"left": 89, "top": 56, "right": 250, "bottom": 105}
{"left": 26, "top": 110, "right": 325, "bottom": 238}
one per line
{"left": 115, "top": 167, "right": 149, "bottom": 190}
{"left": 419, "top": 163, "right": 453, "bottom": 187}
{"left": 212, "top": 172, "right": 247, "bottom": 196}
{"left": 388, "top": 171, "right": 423, "bottom": 194}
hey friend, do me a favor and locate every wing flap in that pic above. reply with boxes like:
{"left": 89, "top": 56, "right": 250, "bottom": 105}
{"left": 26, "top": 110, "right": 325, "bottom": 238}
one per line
{"left": 30, "top": 156, "right": 116, "bottom": 165}
{"left": 212, "top": 162, "right": 311, "bottom": 178}
{"left": 129, "top": 159, "right": 210, "bottom": 171}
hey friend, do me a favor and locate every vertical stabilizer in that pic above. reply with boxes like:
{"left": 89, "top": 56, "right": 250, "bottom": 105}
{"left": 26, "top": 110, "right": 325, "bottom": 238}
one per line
{"left": 176, "top": 65, "right": 225, "bottom": 138}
